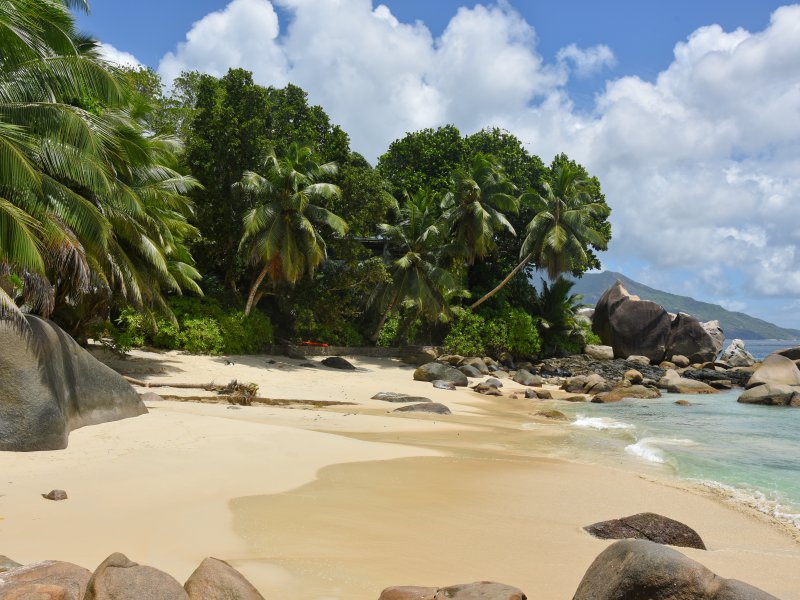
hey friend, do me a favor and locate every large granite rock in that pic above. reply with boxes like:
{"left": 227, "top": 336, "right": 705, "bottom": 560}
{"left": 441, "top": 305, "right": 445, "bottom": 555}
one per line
{"left": 592, "top": 282, "right": 672, "bottom": 362}
{"left": 184, "top": 557, "right": 264, "bottom": 600}
{"left": 584, "top": 512, "right": 705, "bottom": 549}
{"left": 776, "top": 346, "right": 800, "bottom": 361}
{"left": 512, "top": 369, "right": 542, "bottom": 386}
{"left": 665, "top": 313, "right": 720, "bottom": 364}
{"left": 584, "top": 344, "right": 613, "bottom": 361}
{"left": 721, "top": 339, "right": 756, "bottom": 367}
{"left": 591, "top": 385, "right": 661, "bottom": 403}
{"left": 738, "top": 384, "right": 800, "bottom": 406}
{"left": 84, "top": 553, "right": 188, "bottom": 600}
{"left": 746, "top": 353, "right": 800, "bottom": 389}
{"left": 572, "top": 539, "right": 778, "bottom": 600}
{"left": 702, "top": 320, "right": 725, "bottom": 357}
{"left": 413, "top": 362, "right": 468, "bottom": 386}
{"left": 659, "top": 370, "right": 718, "bottom": 394}
{"left": 0, "top": 316, "right": 147, "bottom": 452}
{"left": 379, "top": 582, "right": 526, "bottom": 600}
{"left": 0, "top": 561, "right": 91, "bottom": 600}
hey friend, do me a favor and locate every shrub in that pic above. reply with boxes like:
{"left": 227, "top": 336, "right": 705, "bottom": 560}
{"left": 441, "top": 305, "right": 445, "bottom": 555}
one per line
{"left": 443, "top": 310, "right": 488, "bottom": 356}
{"left": 443, "top": 307, "right": 542, "bottom": 359}
{"left": 94, "top": 307, "right": 147, "bottom": 356}
{"left": 177, "top": 317, "right": 224, "bottom": 354}
{"left": 376, "top": 314, "right": 400, "bottom": 347}
{"left": 499, "top": 307, "right": 541, "bottom": 357}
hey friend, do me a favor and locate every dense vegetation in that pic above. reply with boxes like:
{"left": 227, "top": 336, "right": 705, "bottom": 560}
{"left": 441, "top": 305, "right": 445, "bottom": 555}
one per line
{"left": 0, "top": 0, "right": 612, "bottom": 358}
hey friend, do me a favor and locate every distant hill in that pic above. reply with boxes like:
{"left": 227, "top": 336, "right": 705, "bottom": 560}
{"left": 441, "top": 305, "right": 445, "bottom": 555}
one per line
{"left": 568, "top": 271, "right": 800, "bottom": 340}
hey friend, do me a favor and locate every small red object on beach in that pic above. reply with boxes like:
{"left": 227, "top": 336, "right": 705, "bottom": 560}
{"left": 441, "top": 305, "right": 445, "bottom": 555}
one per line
{"left": 301, "top": 340, "right": 329, "bottom": 347}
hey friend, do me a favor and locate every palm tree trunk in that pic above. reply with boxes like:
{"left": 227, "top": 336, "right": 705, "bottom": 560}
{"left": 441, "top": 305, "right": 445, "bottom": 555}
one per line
{"left": 244, "top": 263, "right": 270, "bottom": 316}
{"left": 369, "top": 291, "right": 399, "bottom": 343}
{"left": 469, "top": 252, "right": 534, "bottom": 310}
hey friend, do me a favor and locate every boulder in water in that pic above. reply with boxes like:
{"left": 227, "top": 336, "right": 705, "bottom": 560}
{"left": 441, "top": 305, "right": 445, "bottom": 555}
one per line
{"left": 738, "top": 383, "right": 800, "bottom": 406}
{"left": 0, "top": 316, "right": 147, "bottom": 452}
{"left": 746, "top": 354, "right": 800, "bottom": 389}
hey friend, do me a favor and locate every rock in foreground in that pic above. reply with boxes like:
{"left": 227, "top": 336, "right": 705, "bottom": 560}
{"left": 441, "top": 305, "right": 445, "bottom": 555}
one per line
{"left": 572, "top": 539, "right": 778, "bottom": 600}
{"left": 746, "top": 353, "right": 800, "bottom": 389}
{"left": 584, "top": 512, "right": 706, "bottom": 549}
{"left": 184, "top": 557, "right": 265, "bottom": 600}
{"left": 379, "top": 581, "right": 526, "bottom": 599}
{"left": 0, "top": 560, "right": 92, "bottom": 600}
{"left": 84, "top": 553, "right": 188, "bottom": 600}
{"left": 0, "top": 316, "right": 147, "bottom": 452}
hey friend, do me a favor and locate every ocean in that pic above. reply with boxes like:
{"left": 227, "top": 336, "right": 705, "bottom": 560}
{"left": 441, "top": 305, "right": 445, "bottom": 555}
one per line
{"left": 549, "top": 343, "right": 800, "bottom": 529}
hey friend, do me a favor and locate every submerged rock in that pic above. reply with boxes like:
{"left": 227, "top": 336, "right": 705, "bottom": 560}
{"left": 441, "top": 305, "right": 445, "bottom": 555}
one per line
{"left": 572, "top": 539, "right": 778, "bottom": 600}
{"left": 584, "top": 512, "right": 706, "bottom": 549}
{"left": 0, "top": 316, "right": 147, "bottom": 452}
{"left": 536, "top": 410, "right": 568, "bottom": 420}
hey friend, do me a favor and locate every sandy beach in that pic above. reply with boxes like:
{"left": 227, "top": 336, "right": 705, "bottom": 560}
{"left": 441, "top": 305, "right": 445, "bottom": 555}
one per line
{"left": 1, "top": 350, "right": 799, "bottom": 599}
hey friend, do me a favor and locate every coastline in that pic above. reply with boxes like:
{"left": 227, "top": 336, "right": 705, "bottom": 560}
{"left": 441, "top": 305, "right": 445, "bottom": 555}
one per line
{"left": 1, "top": 350, "right": 798, "bottom": 599}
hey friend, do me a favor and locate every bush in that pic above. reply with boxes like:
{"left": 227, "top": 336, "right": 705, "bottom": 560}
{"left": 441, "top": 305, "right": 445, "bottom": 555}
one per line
{"left": 94, "top": 307, "right": 147, "bottom": 356}
{"left": 177, "top": 317, "right": 225, "bottom": 354}
{"left": 443, "top": 307, "right": 541, "bottom": 358}
{"left": 376, "top": 314, "right": 400, "bottom": 347}
{"left": 293, "top": 307, "right": 365, "bottom": 346}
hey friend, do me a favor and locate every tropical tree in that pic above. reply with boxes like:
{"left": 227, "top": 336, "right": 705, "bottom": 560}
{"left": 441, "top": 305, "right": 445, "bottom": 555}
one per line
{"left": 441, "top": 153, "right": 519, "bottom": 265}
{"left": 237, "top": 143, "right": 346, "bottom": 316}
{"left": 0, "top": 0, "right": 202, "bottom": 335}
{"left": 525, "top": 276, "right": 589, "bottom": 356}
{"left": 369, "top": 190, "right": 462, "bottom": 342}
{"left": 470, "top": 161, "right": 610, "bottom": 309}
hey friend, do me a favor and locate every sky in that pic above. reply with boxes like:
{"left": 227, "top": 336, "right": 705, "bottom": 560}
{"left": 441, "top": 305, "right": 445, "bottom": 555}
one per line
{"left": 78, "top": 1, "right": 800, "bottom": 331}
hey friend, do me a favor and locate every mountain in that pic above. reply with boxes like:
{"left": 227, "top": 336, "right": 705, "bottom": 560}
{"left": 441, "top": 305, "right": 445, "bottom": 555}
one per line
{"left": 568, "top": 271, "right": 800, "bottom": 340}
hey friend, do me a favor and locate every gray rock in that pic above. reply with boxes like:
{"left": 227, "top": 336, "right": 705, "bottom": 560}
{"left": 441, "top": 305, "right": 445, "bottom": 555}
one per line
{"left": 702, "top": 319, "right": 725, "bottom": 356}
{"left": 284, "top": 345, "right": 305, "bottom": 360}
{"left": 184, "top": 557, "right": 265, "bottom": 600}
{"left": 534, "top": 389, "right": 552, "bottom": 399}
{"left": 572, "top": 539, "right": 778, "bottom": 600}
{"left": 670, "top": 354, "right": 690, "bottom": 368}
{"left": 379, "top": 582, "right": 526, "bottom": 600}
{"left": 321, "top": 356, "right": 356, "bottom": 370}
{"left": 459, "top": 364, "right": 482, "bottom": 378}
{"left": 432, "top": 380, "right": 456, "bottom": 390}
{"left": 84, "top": 553, "right": 188, "bottom": 600}
{"left": 776, "top": 346, "right": 800, "bottom": 361}
{"left": 371, "top": 392, "right": 432, "bottom": 403}
{"left": 485, "top": 377, "right": 503, "bottom": 388}
{"left": 439, "top": 354, "right": 465, "bottom": 366}
{"left": 0, "top": 560, "right": 92, "bottom": 600}
{"left": 536, "top": 409, "right": 568, "bottom": 420}
{"left": 413, "top": 362, "right": 468, "bottom": 386}
{"left": 0, "top": 555, "right": 22, "bottom": 574}
{"left": 592, "top": 385, "right": 661, "bottom": 403}
{"left": 400, "top": 347, "right": 439, "bottom": 366}
{"left": 626, "top": 355, "right": 652, "bottom": 366}
{"left": 471, "top": 383, "right": 502, "bottom": 396}
{"left": 738, "top": 383, "right": 800, "bottom": 406}
{"left": 721, "top": 339, "right": 756, "bottom": 368}
{"left": 138, "top": 391, "right": 164, "bottom": 403}
{"left": 0, "top": 316, "right": 147, "bottom": 452}
{"left": 512, "top": 369, "right": 542, "bottom": 387}
{"left": 592, "top": 282, "right": 672, "bottom": 362}
{"left": 623, "top": 369, "right": 643, "bottom": 384}
{"left": 393, "top": 403, "right": 451, "bottom": 415}
{"left": 665, "top": 313, "right": 722, "bottom": 364}
{"left": 464, "top": 357, "right": 490, "bottom": 374}
{"left": 584, "top": 512, "right": 706, "bottom": 549}
{"left": 584, "top": 344, "right": 613, "bottom": 361}
{"left": 747, "top": 353, "right": 800, "bottom": 389}
{"left": 42, "top": 489, "right": 68, "bottom": 501}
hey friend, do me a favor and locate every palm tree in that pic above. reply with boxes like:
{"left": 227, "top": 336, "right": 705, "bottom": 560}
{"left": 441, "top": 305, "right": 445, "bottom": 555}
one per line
{"left": 441, "top": 153, "right": 518, "bottom": 265}
{"left": 237, "top": 143, "right": 346, "bottom": 315}
{"left": 527, "top": 276, "right": 589, "bottom": 355}
{"left": 0, "top": 0, "right": 203, "bottom": 335}
{"left": 369, "top": 190, "right": 462, "bottom": 342}
{"left": 470, "top": 162, "right": 610, "bottom": 309}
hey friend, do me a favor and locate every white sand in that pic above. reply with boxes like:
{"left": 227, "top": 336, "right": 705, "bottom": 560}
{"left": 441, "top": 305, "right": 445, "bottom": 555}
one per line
{"left": 0, "top": 350, "right": 798, "bottom": 599}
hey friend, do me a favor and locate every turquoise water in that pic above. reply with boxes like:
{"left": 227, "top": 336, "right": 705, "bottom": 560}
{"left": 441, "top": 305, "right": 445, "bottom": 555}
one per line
{"left": 554, "top": 391, "right": 800, "bottom": 528}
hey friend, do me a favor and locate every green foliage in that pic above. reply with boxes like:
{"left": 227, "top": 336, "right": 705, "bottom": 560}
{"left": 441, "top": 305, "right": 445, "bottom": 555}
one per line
{"left": 443, "top": 307, "right": 541, "bottom": 358}
{"left": 524, "top": 277, "right": 589, "bottom": 356}
{"left": 150, "top": 296, "right": 273, "bottom": 355}
{"left": 95, "top": 308, "right": 147, "bottom": 356}
{"left": 376, "top": 314, "right": 401, "bottom": 347}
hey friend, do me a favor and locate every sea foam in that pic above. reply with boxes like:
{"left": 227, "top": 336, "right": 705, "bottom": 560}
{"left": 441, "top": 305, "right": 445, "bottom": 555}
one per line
{"left": 572, "top": 415, "right": 634, "bottom": 430}
{"left": 625, "top": 437, "right": 696, "bottom": 465}
{"left": 697, "top": 480, "right": 800, "bottom": 530}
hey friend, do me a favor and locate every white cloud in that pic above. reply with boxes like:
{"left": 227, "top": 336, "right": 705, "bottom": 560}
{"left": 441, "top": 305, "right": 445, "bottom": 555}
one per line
{"left": 156, "top": 1, "right": 800, "bottom": 325}
{"left": 557, "top": 43, "right": 616, "bottom": 77}
{"left": 98, "top": 43, "right": 142, "bottom": 68}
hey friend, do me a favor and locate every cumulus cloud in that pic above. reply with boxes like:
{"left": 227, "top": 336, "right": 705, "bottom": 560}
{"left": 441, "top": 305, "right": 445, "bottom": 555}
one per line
{"left": 556, "top": 43, "right": 616, "bottom": 77}
{"left": 98, "top": 43, "right": 142, "bottom": 68}
{"left": 156, "top": 0, "right": 800, "bottom": 325}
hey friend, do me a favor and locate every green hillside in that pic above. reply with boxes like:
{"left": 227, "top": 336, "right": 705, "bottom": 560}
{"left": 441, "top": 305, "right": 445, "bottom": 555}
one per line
{"left": 569, "top": 271, "right": 800, "bottom": 340}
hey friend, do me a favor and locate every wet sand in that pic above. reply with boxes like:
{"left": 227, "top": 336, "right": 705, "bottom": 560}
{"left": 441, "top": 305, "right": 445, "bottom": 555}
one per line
{"left": 0, "top": 350, "right": 798, "bottom": 599}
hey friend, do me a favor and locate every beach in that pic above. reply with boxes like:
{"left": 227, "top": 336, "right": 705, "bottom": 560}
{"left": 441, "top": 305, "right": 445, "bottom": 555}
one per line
{"left": 1, "top": 350, "right": 799, "bottom": 599}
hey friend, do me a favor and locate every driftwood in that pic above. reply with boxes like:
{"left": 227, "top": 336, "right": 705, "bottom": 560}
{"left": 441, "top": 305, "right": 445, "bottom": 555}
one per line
{"left": 123, "top": 376, "right": 217, "bottom": 390}
{"left": 155, "top": 394, "right": 354, "bottom": 408}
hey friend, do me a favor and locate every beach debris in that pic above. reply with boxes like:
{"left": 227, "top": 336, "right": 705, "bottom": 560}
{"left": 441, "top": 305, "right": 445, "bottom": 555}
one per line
{"left": 0, "top": 555, "right": 21, "bottom": 573}
{"left": 0, "top": 560, "right": 91, "bottom": 598}
{"left": 321, "top": 356, "right": 356, "bottom": 370}
{"left": 184, "top": 557, "right": 265, "bottom": 600}
{"left": 584, "top": 513, "right": 706, "bottom": 549}
{"left": 42, "top": 490, "right": 68, "bottom": 501}
{"left": 379, "top": 581, "right": 526, "bottom": 600}
{"left": 224, "top": 359, "right": 235, "bottom": 366}
{"left": 371, "top": 392, "right": 432, "bottom": 403}
{"left": 393, "top": 403, "right": 451, "bottom": 415}
{"left": 573, "top": 539, "right": 778, "bottom": 600}
{"left": 535, "top": 410, "right": 568, "bottom": 420}
{"left": 584, "top": 344, "right": 614, "bottom": 361}
{"left": 413, "top": 362, "right": 468, "bottom": 386}
{"left": 85, "top": 553, "right": 188, "bottom": 600}
{"left": 471, "top": 383, "right": 503, "bottom": 396}
{"left": 226, "top": 406, "right": 242, "bottom": 410}
{"left": 511, "top": 369, "right": 542, "bottom": 387}
{"left": 216, "top": 380, "right": 258, "bottom": 406}
{"left": 430, "top": 380, "right": 456, "bottom": 390}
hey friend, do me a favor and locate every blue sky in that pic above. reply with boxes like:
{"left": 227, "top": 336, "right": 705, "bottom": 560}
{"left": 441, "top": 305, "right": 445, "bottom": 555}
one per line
{"left": 77, "top": 1, "right": 800, "bottom": 331}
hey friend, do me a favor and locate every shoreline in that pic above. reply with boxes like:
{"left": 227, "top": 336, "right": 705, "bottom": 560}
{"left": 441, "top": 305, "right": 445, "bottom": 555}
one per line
{"left": 1, "top": 350, "right": 798, "bottom": 599}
